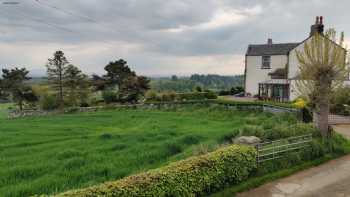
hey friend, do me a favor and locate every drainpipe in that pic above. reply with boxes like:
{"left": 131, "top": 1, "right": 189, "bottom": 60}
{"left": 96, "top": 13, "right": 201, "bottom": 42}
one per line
{"left": 244, "top": 54, "right": 247, "bottom": 96}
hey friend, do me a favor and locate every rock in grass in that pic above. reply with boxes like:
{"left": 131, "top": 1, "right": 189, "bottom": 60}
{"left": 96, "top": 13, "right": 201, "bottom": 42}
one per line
{"left": 234, "top": 136, "right": 261, "bottom": 146}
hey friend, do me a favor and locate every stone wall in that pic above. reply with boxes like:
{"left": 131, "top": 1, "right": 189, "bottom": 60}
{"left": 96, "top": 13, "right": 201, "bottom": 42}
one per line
{"left": 7, "top": 101, "right": 300, "bottom": 119}
{"left": 8, "top": 110, "right": 56, "bottom": 119}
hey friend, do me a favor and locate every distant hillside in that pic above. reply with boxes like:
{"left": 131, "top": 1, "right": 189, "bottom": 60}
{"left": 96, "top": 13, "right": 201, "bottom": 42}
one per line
{"left": 151, "top": 74, "right": 243, "bottom": 92}
{"left": 27, "top": 77, "right": 48, "bottom": 85}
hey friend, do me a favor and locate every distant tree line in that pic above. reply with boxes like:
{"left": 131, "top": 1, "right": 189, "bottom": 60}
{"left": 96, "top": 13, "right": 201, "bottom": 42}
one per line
{"left": 151, "top": 74, "right": 243, "bottom": 93}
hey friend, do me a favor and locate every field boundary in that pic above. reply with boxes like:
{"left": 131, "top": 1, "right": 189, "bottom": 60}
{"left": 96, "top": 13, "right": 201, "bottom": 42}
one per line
{"left": 7, "top": 100, "right": 300, "bottom": 119}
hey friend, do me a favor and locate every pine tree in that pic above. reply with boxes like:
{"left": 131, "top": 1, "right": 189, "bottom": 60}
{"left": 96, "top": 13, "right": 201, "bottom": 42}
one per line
{"left": 64, "top": 64, "right": 90, "bottom": 106}
{"left": 1, "top": 67, "right": 32, "bottom": 110}
{"left": 46, "top": 51, "right": 69, "bottom": 109}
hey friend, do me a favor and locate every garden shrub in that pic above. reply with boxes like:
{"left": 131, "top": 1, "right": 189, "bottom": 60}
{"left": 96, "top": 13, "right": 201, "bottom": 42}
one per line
{"left": 80, "top": 102, "right": 90, "bottom": 108}
{"left": 177, "top": 92, "right": 216, "bottom": 101}
{"left": 218, "top": 129, "right": 240, "bottom": 144}
{"left": 102, "top": 91, "right": 117, "bottom": 104}
{"left": 239, "top": 125, "right": 264, "bottom": 138}
{"left": 54, "top": 145, "right": 256, "bottom": 197}
{"left": 39, "top": 94, "right": 59, "bottom": 111}
{"left": 161, "top": 92, "right": 177, "bottom": 102}
{"left": 145, "top": 90, "right": 159, "bottom": 102}
{"left": 204, "top": 91, "right": 218, "bottom": 99}
{"left": 145, "top": 91, "right": 218, "bottom": 102}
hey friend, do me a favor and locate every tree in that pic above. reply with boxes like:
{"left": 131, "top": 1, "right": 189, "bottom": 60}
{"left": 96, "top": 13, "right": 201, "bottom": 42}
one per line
{"left": 296, "top": 29, "right": 348, "bottom": 137}
{"left": 195, "top": 86, "right": 203, "bottom": 92}
{"left": 46, "top": 50, "right": 69, "bottom": 109}
{"left": 103, "top": 59, "right": 135, "bottom": 89}
{"left": 1, "top": 67, "right": 32, "bottom": 110}
{"left": 119, "top": 75, "right": 150, "bottom": 103}
{"left": 171, "top": 75, "right": 178, "bottom": 81}
{"left": 91, "top": 74, "right": 107, "bottom": 91}
{"left": 63, "top": 65, "right": 90, "bottom": 106}
{"left": 0, "top": 79, "right": 10, "bottom": 101}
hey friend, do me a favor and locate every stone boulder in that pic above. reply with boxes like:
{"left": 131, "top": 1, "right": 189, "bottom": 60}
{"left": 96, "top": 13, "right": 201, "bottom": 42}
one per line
{"left": 234, "top": 136, "right": 261, "bottom": 146}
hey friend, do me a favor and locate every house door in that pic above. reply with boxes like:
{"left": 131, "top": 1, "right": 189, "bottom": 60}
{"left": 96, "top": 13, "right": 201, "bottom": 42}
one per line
{"left": 272, "top": 85, "right": 280, "bottom": 98}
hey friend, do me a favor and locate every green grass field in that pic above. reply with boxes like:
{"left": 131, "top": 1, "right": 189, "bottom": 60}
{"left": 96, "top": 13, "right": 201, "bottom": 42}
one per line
{"left": 0, "top": 105, "right": 296, "bottom": 196}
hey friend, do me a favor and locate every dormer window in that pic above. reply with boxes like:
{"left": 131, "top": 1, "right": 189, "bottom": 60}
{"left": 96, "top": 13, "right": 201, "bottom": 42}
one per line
{"left": 262, "top": 56, "right": 271, "bottom": 69}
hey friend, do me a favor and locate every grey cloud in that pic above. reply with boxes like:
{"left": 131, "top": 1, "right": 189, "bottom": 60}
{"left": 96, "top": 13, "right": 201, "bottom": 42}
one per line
{"left": 0, "top": 0, "right": 349, "bottom": 76}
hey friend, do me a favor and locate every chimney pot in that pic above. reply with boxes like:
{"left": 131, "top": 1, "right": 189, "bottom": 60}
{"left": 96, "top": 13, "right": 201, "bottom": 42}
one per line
{"left": 320, "top": 16, "right": 323, "bottom": 25}
{"left": 316, "top": 16, "right": 319, "bottom": 24}
{"left": 267, "top": 38, "right": 273, "bottom": 45}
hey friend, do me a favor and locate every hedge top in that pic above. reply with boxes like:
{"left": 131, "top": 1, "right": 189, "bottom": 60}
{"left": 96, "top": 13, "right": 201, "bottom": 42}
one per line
{"left": 50, "top": 145, "right": 257, "bottom": 197}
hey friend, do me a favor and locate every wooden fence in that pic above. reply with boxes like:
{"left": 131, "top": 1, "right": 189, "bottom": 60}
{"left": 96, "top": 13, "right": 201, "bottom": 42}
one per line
{"left": 256, "top": 134, "right": 313, "bottom": 164}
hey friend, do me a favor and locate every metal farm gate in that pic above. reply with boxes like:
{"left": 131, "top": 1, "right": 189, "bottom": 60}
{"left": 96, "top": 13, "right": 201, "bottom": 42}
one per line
{"left": 256, "top": 134, "right": 313, "bottom": 163}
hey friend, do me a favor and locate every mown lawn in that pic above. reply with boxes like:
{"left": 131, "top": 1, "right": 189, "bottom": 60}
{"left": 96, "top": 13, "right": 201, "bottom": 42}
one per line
{"left": 0, "top": 103, "right": 13, "bottom": 119}
{"left": 0, "top": 105, "right": 296, "bottom": 196}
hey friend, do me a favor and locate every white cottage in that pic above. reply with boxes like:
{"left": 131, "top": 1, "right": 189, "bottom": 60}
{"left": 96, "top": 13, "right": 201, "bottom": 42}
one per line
{"left": 244, "top": 16, "right": 347, "bottom": 101}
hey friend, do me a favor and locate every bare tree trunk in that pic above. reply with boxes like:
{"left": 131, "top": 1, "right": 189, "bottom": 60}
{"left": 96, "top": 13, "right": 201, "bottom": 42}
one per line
{"left": 315, "top": 78, "right": 331, "bottom": 138}
{"left": 59, "top": 66, "right": 64, "bottom": 110}
{"left": 316, "top": 101, "right": 330, "bottom": 137}
{"left": 19, "top": 99, "right": 23, "bottom": 111}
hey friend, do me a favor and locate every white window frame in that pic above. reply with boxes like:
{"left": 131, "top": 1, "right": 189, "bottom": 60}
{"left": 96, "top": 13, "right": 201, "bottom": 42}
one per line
{"left": 262, "top": 56, "right": 271, "bottom": 69}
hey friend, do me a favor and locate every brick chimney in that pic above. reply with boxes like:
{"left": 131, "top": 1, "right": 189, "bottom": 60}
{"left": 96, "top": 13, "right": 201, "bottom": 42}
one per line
{"left": 310, "top": 16, "right": 324, "bottom": 36}
{"left": 267, "top": 38, "right": 273, "bottom": 45}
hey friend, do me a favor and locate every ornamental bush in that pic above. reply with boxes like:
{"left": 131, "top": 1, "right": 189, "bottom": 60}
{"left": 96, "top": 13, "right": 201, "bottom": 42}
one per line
{"left": 54, "top": 145, "right": 256, "bottom": 197}
{"left": 102, "top": 90, "right": 117, "bottom": 104}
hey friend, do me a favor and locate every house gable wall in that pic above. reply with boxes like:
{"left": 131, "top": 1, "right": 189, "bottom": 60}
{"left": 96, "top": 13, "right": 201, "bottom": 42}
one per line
{"left": 288, "top": 38, "right": 310, "bottom": 100}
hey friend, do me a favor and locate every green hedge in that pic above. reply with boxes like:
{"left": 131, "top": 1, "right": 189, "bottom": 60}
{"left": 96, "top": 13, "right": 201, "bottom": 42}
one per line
{"left": 54, "top": 145, "right": 256, "bottom": 197}
{"left": 177, "top": 92, "right": 218, "bottom": 101}
{"left": 146, "top": 92, "right": 218, "bottom": 102}
{"left": 215, "top": 99, "right": 296, "bottom": 109}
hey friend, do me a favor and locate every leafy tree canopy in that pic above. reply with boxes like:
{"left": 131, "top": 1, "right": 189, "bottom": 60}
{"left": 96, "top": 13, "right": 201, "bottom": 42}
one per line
{"left": 1, "top": 67, "right": 34, "bottom": 110}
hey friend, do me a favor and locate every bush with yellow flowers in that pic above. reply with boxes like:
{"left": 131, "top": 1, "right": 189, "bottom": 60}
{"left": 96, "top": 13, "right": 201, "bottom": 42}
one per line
{"left": 293, "top": 98, "right": 307, "bottom": 109}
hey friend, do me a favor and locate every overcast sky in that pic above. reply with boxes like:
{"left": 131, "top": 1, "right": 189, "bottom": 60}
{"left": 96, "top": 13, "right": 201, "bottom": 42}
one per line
{"left": 0, "top": 0, "right": 349, "bottom": 77}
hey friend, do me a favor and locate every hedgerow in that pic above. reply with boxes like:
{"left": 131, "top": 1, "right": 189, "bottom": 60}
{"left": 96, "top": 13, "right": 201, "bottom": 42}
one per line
{"left": 53, "top": 145, "right": 256, "bottom": 197}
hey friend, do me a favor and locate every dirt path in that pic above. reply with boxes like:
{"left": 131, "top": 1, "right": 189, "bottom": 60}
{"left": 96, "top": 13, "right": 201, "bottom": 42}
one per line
{"left": 237, "top": 125, "right": 350, "bottom": 197}
{"left": 332, "top": 124, "right": 350, "bottom": 139}
{"left": 238, "top": 155, "right": 350, "bottom": 197}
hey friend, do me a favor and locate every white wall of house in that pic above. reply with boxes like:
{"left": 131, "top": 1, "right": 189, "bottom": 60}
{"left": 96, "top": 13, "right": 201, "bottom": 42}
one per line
{"left": 288, "top": 39, "right": 309, "bottom": 100}
{"left": 288, "top": 40, "right": 309, "bottom": 80}
{"left": 245, "top": 55, "right": 288, "bottom": 96}
{"left": 289, "top": 80, "right": 299, "bottom": 101}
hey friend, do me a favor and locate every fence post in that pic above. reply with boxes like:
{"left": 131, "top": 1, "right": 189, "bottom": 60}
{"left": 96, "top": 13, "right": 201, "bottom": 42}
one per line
{"left": 255, "top": 144, "right": 259, "bottom": 165}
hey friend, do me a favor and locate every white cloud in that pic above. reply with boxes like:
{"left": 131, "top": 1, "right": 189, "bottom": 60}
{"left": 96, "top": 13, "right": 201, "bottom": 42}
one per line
{"left": 164, "top": 5, "right": 262, "bottom": 33}
{"left": 133, "top": 54, "right": 245, "bottom": 76}
{"left": 0, "top": 41, "right": 143, "bottom": 75}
